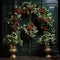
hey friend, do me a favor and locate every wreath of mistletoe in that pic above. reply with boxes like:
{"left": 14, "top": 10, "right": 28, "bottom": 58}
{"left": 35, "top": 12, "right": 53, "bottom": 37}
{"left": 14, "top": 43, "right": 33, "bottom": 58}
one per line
{"left": 3, "top": 2, "right": 56, "bottom": 46}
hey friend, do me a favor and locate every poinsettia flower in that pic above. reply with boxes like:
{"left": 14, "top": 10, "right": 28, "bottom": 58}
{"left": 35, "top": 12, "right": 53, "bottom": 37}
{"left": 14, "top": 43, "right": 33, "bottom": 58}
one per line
{"left": 12, "top": 26, "right": 18, "bottom": 31}
{"left": 28, "top": 7, "right": 33, "bottom": 11}
{"left": 39, "top": 17, "right": 44, "bottom": 21}
{"left": 28, "top": 23, "right": 34, "bottom": 31}
{"left": 12, "top": 18, "right": 19, "bottom": 22}
{"left": 30, "top": 23, "right": 34, "bottom": 27}
{"left": 13, "top": 8, "right": 26, "bottom": 14}
{"left": 43, "top": 27, "right": 48, "bottom": 31}
{"left": 39, "top": 8, "right": 44, "bottom": 13}
{"left": 28, "top": 26, "right": 33, "bottom": 31}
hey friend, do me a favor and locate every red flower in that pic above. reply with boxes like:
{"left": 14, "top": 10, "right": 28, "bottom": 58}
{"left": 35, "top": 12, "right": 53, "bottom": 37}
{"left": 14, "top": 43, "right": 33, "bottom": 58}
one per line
{"left": 39, "top": 17, "right": 44, "bottom": 21}
{"left": 15, "top": 22, "right": 19, "bottom": 26}
{"left": 28, "top": 7, "right": 33, "bottom": 11}
{"left": 17, "top": 8, "right": 23, "bottom": 14}
{"left": 13, "top": 8, "right": 25, "bottom": 14}
{"left": 28, "top": 23, "right": 34, "bottom": 31}
{"left": 12, "top": 26, "right": 17, "bottom": 31}
{"left": 43, "top": 27, "right": 48, "bottom": 31}
{"left": 28, "top": 27, "right": 33, "bottom": 31}
{"left": 39, "top": 8, "right": 44, "bottom": 13}
{"left": 12, "top": 18, "right": 19, "bottom": 22}
{"left": 30, "top": 23, "right": 34, "bottom": 27}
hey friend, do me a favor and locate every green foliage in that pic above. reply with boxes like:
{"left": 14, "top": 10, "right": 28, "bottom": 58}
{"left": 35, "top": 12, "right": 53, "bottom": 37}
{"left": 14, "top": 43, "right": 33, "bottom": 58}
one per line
{"left": 3, "top": 1, "right": 56, "bottom": 46}
{"left": 3, "top": 32, "right": 23, "bottom": 46}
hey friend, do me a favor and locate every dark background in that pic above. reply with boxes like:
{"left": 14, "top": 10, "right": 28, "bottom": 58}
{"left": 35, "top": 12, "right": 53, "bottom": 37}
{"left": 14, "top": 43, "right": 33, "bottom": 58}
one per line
{"left": 0, "top": 0, "right": 59, "bottom": 57}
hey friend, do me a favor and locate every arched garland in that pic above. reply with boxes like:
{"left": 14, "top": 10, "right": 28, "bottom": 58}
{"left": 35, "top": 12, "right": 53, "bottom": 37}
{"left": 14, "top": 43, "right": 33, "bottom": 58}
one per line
{"left": 3, "top": 2, "right": 56, "bottom": 46}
